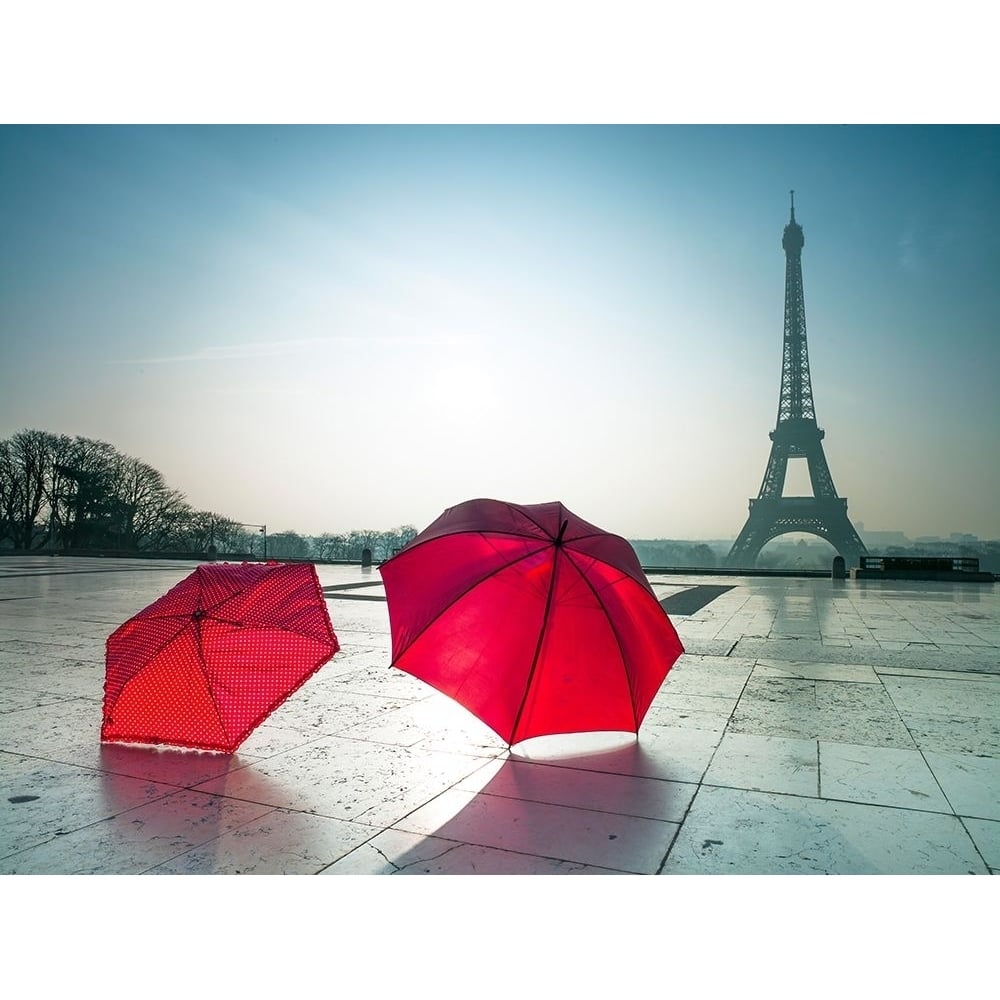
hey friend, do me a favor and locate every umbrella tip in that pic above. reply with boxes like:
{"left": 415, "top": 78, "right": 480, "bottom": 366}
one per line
{"left": 556, "top": 519, "right": 568, "bottom": 544}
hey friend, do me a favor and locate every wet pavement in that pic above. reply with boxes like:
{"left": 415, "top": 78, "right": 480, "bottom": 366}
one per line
{"left": 1, "top": 555, "right": 998, "bottom": 874}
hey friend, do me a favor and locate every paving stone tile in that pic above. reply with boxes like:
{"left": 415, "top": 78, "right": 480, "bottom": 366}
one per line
{"left": 0, "top": 698, "right": 108, "bottom": 762}
{"left": 819, "top": 742, "right": 951, "bottom": 811}
{"left": 962, "top": 818, "right": 1000, "bottom": 870}
{"left": 1, "top": 787, "right": 273, "bottom": 874}
{"left": 193, "top": 736, "right": 488, "bottom": 828}
{"left": 319, "top": 660, "right": 428, "bottom": 700}
{"left": 0, "top": 754, "right": 179, "bottom": 859}
{"left": 0, "top": 651, "right": 102, "bottom": 694}
{"left": 335, "top": 696, "right": 507, "bottom": 756}
{"left": 643, "top": 702, "right": 730, "bottom": 732}
{"left": 322, "top": 829, "right": 461, "bottom": 874}
{"left": 0, "top": 686, "right": 78, "bottom": 713}
{"left": 815, "top": 681, "right": 899, "bottom": 712}
{"left": 393, "top": 786, "right": 678, "bottom": 874}
{"left": 903, "top": 713, "right": 1000, "bottom": 756}
{"left": 656, "top": 661, "right": 753, "bottom": 699}
{"left": 263, "top": 684, "right": 408, "bottom": 736}
{"left": 660, "top": 785, "right": 987, "bottom": 874}
{"left": 454, "top": 756, "right": 698, "bottom": 823}
{"left": 754, "top": 659, "right": 879, "bottom": 683}
{"left": 322, "top": 828, "right": 619, "bottom": 874}
{"left": 741, "top": 675, "right": 818, "bottom": 705}
{"left": 150, "top": 809, "right": 376, "bottom": 874}
{"left": 730, "top": 675, "right": 915, "bottom": 748}
{"left": 924, "top": 751, "right": 1000, "bottom": 821}
{"left": 877, "top": 666, "right": 1000, "bottom": 682}
{"left": 650, "top": 691, "right": 740, "bottom": 714}
{"left": 646, "top": 684, "right": 737, "bottom": 731}
{"left": 234, "top": 722, "right": 327, "bottom": 759}
{"left": 881, "top": 675, "right": 1000, "bottom": 720}
{"left": 704, "top": 732, "right": 819, "bottom": 796}
{"left": 733, "top": 636, "right": 1000, "bottom": 674}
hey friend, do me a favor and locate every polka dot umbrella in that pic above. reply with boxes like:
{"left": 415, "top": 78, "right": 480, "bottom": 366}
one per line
{"left": 101, "top": 562, "right": 338, "bottom": 753}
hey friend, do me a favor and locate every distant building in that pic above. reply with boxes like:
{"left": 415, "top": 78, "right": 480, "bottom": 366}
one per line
{"left": 859, "top": 529, "right": 911, "bottom": 548}
{"left": 950, "top": 532, "right": 980, "bottom": 544}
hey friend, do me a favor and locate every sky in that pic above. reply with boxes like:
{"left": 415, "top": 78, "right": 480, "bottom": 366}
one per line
{"left": 1, "top": 12, "right": 997, "bottom": 544}
{"left": 2, "top": 124, "right": 998, "bottom": 542}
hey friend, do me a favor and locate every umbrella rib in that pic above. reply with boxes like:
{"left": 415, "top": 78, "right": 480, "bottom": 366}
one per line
{"left": 565, "top": 529, "right": 620, "bottom": 544}
{"left": 508, "top": 501, "right": 559, "bottom": 540}
{"left": 106, "top": 615, "right": 193, "bottom": 688}
{"left": 210, "top": 620, "right": 335, "bottom": 657}
{"left": 514, "top": 501, "right": 626, "bottom": 547}
{"left": 508, "top": 546, "right": 562, "bottom": 745}
{"left": 388, "top": 525, "right": 554, "bottom": 561}
{"left": 389, "top": 538, "right": 553, "bottom": 661}
{"left": 172, "top": 612, "right": 286, "bottom": 633}
{"left": 563, "top": 551, "right": 638, "bottom": 732}
{"left": 190, "top": 619, "right": 233, "bottom": 747}
{"left": 110, "top": 614, "right": 231, "bottom": 745}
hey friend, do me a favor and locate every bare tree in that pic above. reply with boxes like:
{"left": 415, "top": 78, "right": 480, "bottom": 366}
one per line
{"left": 0, "top": 430, "right": 53, "bottom": 549}
{"left": 312, "top": 532, "right": 348, "bottom": 560}
{"left": 267, "top": 530, "right": 312, "bottom": 560}
{"left": 0, "top": 438, "right": 19, "bottom": 547}
{"left": 52, "top": 435, "right": 122, "bottom": 549}
{"left": 0, "top": 428, "right": 423, "bottom": 561}
{"left": 206, "top": 516, "right": 247, "bottom": 554}
{"left": 381, "top": 524, "right": 417, "bottom": 559}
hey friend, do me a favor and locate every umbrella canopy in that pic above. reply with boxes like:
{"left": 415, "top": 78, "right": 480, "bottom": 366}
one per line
{"left": 102, "top": 561, "right": 338, "bottom": 753}
{"left": 379, "top": 498, "right": 684, "bottom": 746}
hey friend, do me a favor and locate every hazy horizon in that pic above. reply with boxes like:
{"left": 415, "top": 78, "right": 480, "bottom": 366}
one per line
{"left": 2, "top": 125, "right": 998, "bottom": 542}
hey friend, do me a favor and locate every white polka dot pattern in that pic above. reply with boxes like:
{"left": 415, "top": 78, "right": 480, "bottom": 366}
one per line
{"left": 102, "top": 561, "right": 338, "bottom": 753}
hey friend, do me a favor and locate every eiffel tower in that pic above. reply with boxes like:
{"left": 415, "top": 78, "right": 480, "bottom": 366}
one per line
{"left": 727, "top": 193, "right": 866, "bottom": 568}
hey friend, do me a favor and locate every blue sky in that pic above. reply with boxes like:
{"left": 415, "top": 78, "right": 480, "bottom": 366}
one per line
{"left": 2, "top": 124, "right": 998, "bottom": 540}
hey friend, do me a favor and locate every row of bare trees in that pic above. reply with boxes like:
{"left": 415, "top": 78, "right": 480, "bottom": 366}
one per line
{"left": 268, "top": 527, "right": 418, "bottom": 562}
{"left": 0, "top": 428, "right": 419, "bottom": 560}
{"left": 0, "top": 429, "right": 245, "bottom": 553}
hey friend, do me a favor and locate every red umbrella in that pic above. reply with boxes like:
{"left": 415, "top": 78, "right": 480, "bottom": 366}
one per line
{"left": 102, "top": 562, "right": 339, "bottom": 753}
{"left": 379, "top": 499, "right": 684, "bottom": 746}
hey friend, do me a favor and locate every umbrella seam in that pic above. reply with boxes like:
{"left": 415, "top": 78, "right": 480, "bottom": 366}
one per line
{"left": 565, "top": 533, "right": 655, "bottom": 593}
{"left": 104, "top": 617, "right": 194, "bottom": 711}
{"left": 105, "top": 620, "right": 228, "bottom": 742}
{"left": 562, "top": 549, "right": 639, "bottom": 732}
{"left": 510, "top": 501, "right": 558, "bottom": 541}
{"left": 383, "top": 527, "right": 552, "bottom": 564}
{"left": 514, "top": 499, "right": 633, "bottom": 550}
{"left": 508, "top": 548, "right": 562, "bottom": 745}
{"left": 191, "top": 617, "right": 234, "bottom": 746}
{"left": 189, "top": 581, "right": 232, "bottom": 742}
{"left": 192, "top": 617, "right": 334, "bottom": 746}
{"left": 106, "top": 612, "right": 320, "bottom": 710}
{"left": 386, "top": 539, "right": 553, "bottom": 662}
{"left": 509, "top": 503, "right": 625, "bottom": 550}
{"left": 203, "top": 616, "right": 329, "bottom": 640}
{"left": 225, "top": 634, "right": 337, "bottom": 750}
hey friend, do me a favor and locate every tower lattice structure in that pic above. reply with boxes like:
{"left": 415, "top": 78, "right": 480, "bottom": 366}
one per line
{"left": 726, "top": 193, "right": 866, "bottom": 568}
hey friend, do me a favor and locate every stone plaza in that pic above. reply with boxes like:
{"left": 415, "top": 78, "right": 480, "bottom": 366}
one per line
{"left": 1, "top": 555, "right": 998, "bottom": 874}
